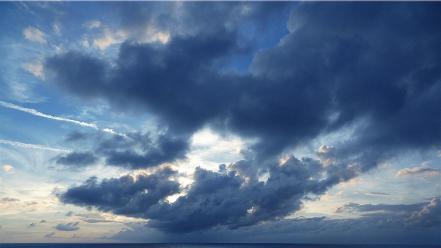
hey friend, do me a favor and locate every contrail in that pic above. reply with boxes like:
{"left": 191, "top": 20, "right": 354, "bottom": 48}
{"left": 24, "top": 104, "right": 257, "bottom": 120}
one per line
{"left": 0, "top": 139, "right": 71, "bottom": 153}
{"left": 0, "top": 100, "right": 124, "bottom": 136}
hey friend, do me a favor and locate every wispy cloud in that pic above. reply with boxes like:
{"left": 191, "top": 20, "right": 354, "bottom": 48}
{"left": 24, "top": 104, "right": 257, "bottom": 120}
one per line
{"left": 0, "top": 139, "right": 71, "bottom": 153}
{"left": 0, "top": 100, "right": 123, "bottom": 136}
{"left": 396, "top": 166, "right": 441, "bottom": 177}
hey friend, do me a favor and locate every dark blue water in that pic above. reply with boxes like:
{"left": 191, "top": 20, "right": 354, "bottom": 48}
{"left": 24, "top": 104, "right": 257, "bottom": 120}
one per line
{"left": 0, "top": 244, "right": 440, "bottom": 248}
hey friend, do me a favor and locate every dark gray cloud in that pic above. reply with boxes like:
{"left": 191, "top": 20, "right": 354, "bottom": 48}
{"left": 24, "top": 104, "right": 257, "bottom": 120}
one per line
{"left": 336, "top": 202, "right": 423, "bottom": 215}
{"left": 96, "top": 132, "right": 189, "bottom": 169}
{"left": 408, "top": 198, "right": 441, "bottom": 227}
{"left": 55, "top": 152, "right": 98, "bottom": 167}
{"left": 64, "top": 131, "right": 88, "bottom": 142}
{"left": 336, "top": 198, "right": 441, "bottom": 229}
{"left": 49, "top": 2, "right": 441, "bottom": 237}
{"left": 62, "top": 157, "right": 355, "bottom": 233}
{"left": 0, "top": 197, "right": 19, "bottom": 203}
{"left": 55, "top": 222, "right": 79, "bottom": 231}
{"left": 46, "top": 2, "right": 441, "bottom": 168}
{"left": 60, "top": 168, "right": 180, "bottom": 216}
{"left": 56, "top": 131, "right": 190, "bottom": 170}
{"left": 112, "top": 199, "right": 441, "bottom": 244}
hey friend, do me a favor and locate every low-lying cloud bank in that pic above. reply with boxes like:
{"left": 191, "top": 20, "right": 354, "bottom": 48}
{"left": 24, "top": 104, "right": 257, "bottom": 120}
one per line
{"left": 110, "top": 198, "right": 441, "bottom": 244}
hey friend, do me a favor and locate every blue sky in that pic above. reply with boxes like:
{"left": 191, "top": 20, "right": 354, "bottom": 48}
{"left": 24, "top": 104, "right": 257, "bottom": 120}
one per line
{"left": 0, "top": 2, "right": 440, "bottom": 244}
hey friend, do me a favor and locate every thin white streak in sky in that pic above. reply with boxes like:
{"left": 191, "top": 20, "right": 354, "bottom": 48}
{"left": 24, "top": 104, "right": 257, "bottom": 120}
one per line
{"left": 0, "top": 139, "right": 71, "bottom": 153}
{"left": 0, "top": 100, "right": 125, "bottom": 136}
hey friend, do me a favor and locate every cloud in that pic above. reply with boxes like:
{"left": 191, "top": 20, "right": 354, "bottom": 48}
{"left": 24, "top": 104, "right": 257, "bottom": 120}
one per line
{"left": 336, "top": 198, "right": 441, "bottom": 229}
{"left": 364, "top": 192, "right": 391, "bottom": 196}
{"left": 2, "top": 164, "right": 14, "bottom": 173}
{"left": 93, "top": 28, "right": 127, "bottom": 50}
{"left": 408, "top": 198, "right": 441, "bottom": 227}
{"left": 95, "top": 132, "right": 189, "bottom": 169}
{"left": 23, "top": 61, "right": 45, "bottom": 79}
{"left": 53, "top": 22, "right": 61, "bottom": 35}
{"left": 113, "top": 199, "right": 441, "bottom": 244}
{"left": 44, "top": 232, "right": 55, "bottom": 238}
{"left": 60, "top": 168, "right": 180, "bottom": 216}
{"left": 55, "top": 152, "right": 98, "bottom": 168}
{"left": 396, "top": 166, "right": 441, "bottom": 177}
{"left": 49, "top": 2, "right": 441, "bottom": 236}
{"left": 55, "top": 222, "right": 79, "bottom": 231}
{"left": 45, "top": 2, "right": 441, "bottom": 168}
{"left": 61, "top": 156, "right": 353, "bottom": 233}
{"left": 0, "top": 197, "right": 20, "bottom": 203}
{"left": 84, "top": 20, "right": 101, "bottom": 29}
{"left": 335, "top": 202, "right": 423, "bottom": 214}
{"left": 65, "top": 131, "right": 88, "bottom": 142}
{"left": 23, "top": 26, "right": 46, "bottom": 44}
{"left": 0, "top": 139, "right": 71, "bottom": 153}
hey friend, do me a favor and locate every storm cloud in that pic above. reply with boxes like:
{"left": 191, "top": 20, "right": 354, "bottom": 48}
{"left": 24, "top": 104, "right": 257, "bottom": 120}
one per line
{"left": 62, "top": 156, "right": 364, "bottom": 233}
{"left": 112, "top": 198, "right": 441, "bottom": 244}
{"left": 50, "top": 2, "right": 441, "bottom": 234}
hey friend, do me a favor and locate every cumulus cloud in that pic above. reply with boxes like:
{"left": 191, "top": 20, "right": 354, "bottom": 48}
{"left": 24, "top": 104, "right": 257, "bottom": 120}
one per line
{"left": 23, "top": 26, "right": 47, "bottom": 44}
{"left": 56, "top": 130, "right": 189, "bottom": 169}
{"left": 48, "top": 2, "right": 441, "bottom": 235}
{"left": 55, "top": 222, "right": 79, "bottom": 231}
{"left": 60, "top": 168, "right": 180, "bottom": 216}
{"left": 61, "top": 157, "right": 357, "bottom": 233}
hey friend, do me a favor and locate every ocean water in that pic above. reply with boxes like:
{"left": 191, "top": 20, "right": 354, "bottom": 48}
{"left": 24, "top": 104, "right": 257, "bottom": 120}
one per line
{"left": 0, "top": 244, "right": 440, "bottom": 248}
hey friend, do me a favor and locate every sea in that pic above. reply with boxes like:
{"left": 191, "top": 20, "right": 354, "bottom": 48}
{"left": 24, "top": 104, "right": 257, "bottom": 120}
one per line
{"left": 0, "top": 244, "right": 440, "bottom": 248}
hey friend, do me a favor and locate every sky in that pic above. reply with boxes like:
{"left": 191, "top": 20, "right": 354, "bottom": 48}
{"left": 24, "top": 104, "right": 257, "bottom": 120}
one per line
{"left": 0, "top": 2, "right": 440, "bottom": 245}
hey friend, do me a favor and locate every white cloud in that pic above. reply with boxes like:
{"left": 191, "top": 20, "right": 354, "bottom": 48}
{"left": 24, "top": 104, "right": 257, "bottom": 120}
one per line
{"left": 81, "top": 36, "right": 90, "bottom": 48}
{"left": 138, "top": 30, "right": 170, "bottom": 44}
{"left": 23, "top": 61, "right": 45, "bottom": 79}
{"left": 53, "top": 23, "right": 61, "bottom": 35}
{"left": 93, "top": 28, "right": 127, "bottom": 50}
{"left": 7, "top": 81, "right": 44, "bottom": 103}
{"left": 84, "top": 20, "right": 101, "bottom": 29}
{"left": 2, "top": 164, "right": 14, "bottom": 173}
{"left": 23, "top": 26, "right": 47, "bottom": 44}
